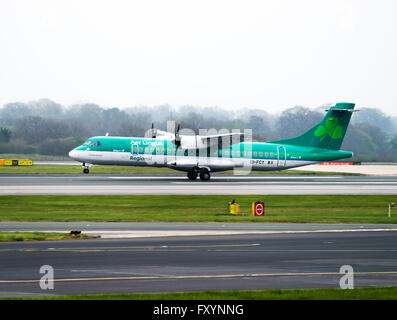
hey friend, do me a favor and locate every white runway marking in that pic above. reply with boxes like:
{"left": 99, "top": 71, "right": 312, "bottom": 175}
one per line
{"left": 2, "top": 184, "right": 397, "bottom": 195}
{"left": 108, "top": 176, "right": 344, "bottom": 180}
{"left": 170, "top": 181, "right": 397, "bottom": 185}
{"left": 1, "top": 175, "right": 397, "bottom": 195}
{"left": 42, "top": 228, "right": 397, "bottom": 239}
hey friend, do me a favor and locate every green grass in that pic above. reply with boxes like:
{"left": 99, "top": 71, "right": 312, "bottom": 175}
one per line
{"left": 8, "top": 287, "right": 397, "bottom": 300}
{"left": 0, "top": 164, "right": 362, "bottom": 175}
{"left": 0, "top": 231, "right": 95, "bottom": 242}
{"left": 0, "top": 154, "right": 70, "bottom": 161}
{"left": 0, "top": 195, "right": 396, "bottom": 224}
{"left": 0, "top": 164, "right": 175, "bottom": 174}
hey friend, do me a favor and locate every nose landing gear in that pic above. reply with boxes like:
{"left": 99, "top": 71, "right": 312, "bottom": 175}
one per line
{"left": 82, "top": 163, "right": 89, "bottom": 174}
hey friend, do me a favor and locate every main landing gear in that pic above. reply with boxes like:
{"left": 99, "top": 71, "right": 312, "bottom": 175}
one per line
{"left": 187, "top": 168, "right": 211, "bottom": 181}
{"left": 187, "top": 171, "right": 198, "bottom": 180}
{"left": 199, "top": 170, "right": 210, "bottom": 181}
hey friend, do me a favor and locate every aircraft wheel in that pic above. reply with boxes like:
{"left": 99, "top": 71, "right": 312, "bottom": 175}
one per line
{"left": 187, "top": 171, "right": 198, "bottom": 180}
{"left": 199, "top": 170, "right": 211, "bottom": 181}
{"left": 83, "top": 168, "right": 89, "bottom": 174}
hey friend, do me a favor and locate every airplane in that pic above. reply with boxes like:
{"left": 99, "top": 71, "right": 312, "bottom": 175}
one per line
{"left": 68, "top": 102, "right": 356, "bottom": 181}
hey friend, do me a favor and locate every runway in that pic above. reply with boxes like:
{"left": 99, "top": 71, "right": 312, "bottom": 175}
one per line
{"left": 1, "top": 231, "right": 397, "bottom": 297}
{"left": 2, "top": 222, "right": 397, "bottom": 238}
{"left": 1, "top": 174, "right": 397, "bottom": 195}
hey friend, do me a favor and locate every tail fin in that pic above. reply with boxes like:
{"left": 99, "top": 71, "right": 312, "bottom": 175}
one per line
{"left": 271, "top": 102, "right": 355, "bottom": 150}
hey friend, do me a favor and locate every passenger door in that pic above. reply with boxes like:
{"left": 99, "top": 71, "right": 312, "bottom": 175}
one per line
{"left": 277, "top": 146, "right": 286, "bottom": 167}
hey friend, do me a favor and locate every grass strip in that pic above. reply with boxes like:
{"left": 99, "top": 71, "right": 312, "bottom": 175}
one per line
{"left": 0, "top": 231, "right": 95, "bottom": 242}
{"left": 0, "top": 195, "right": 396, "bottom": 224}
{"left": 7, "top": 287, "right": 397, "bottom": 300}
{"left": 0, "top": 154, "right": 70, "bottom": 161}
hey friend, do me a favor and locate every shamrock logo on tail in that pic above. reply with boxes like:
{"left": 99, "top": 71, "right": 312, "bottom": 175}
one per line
{"left": 314, "top": 117, "right": 343, "bottom": 141}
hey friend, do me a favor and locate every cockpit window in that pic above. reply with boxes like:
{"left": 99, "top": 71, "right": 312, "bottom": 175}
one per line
{"left": 83, "top": 141, "right": 97, "bottom": 146}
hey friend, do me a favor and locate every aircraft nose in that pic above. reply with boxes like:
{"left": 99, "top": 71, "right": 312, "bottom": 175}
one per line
{"left": 68, "top": 149, "right": 77, "bottom": 159}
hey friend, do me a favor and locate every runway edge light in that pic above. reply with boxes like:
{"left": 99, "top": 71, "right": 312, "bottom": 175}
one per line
{"left": 389, "top": 203, "right": 395, "bottom": 218}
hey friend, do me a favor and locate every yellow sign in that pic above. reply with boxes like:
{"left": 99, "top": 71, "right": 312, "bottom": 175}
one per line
{"left": 0, "top": 159, "right": 33, "bottom": 166}
{"left": 18, "top": 160, "right": 33, "bottom": 166}
{"left": 4, "top": 160, "right": 17, "bottom": 166}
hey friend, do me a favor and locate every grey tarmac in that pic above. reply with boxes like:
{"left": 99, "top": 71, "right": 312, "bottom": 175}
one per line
{"left": 1, "top": 174, "right": 397, "bottom": 195}
{"left": 0, "top": 231, "right": 397, "bottom": 297}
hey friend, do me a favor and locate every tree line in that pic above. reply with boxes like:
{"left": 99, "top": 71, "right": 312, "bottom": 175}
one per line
{"left": 0, "top": 98, "right": 396, "bottom": 161}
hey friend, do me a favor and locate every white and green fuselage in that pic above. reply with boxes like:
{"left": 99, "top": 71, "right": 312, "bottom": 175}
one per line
{"left": 69, "top": 138, "right": 352, "bottom": 171}
{"left": 69, "top": 102, "right": 356, "bottom": 179}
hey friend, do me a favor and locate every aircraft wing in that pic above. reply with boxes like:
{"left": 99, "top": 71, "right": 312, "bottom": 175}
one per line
{"left": 178, "top": 132, "right": 244, "bottom": 149}
{"left": 200, "top": 132, "right": 244, "bottom": 141}
{"left": 200, "top": 132, "right": 244, "bottom": 148}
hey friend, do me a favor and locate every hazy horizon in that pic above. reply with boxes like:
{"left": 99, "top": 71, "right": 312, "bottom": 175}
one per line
{"left": 2, "top": 98, "right": 396, "bottom": 121}
{"left": 1, "top": 1, "right": 397, "bottom": 116}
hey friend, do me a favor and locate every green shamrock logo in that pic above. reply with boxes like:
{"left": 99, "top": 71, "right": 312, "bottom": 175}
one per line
{"left": 314, "top": 117, "right": 343, "bottom": 141}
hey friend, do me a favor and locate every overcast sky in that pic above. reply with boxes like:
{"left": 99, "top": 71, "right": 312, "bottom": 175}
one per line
{"left": 0, "top": 0, "right": 396, "bottom": 115}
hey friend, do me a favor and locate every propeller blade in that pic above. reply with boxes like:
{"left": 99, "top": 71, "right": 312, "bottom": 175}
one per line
{"left": 172, "top": 121, "right": 182, "bottom": 150}
{"left": 174, "top": 121, "right": 181, "bottom": 148}
{"left": 151, "top": 120, "right": 156, "bottom": 138}
{"left": 176, "top": 121, "right": 181, "bottom": 134}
